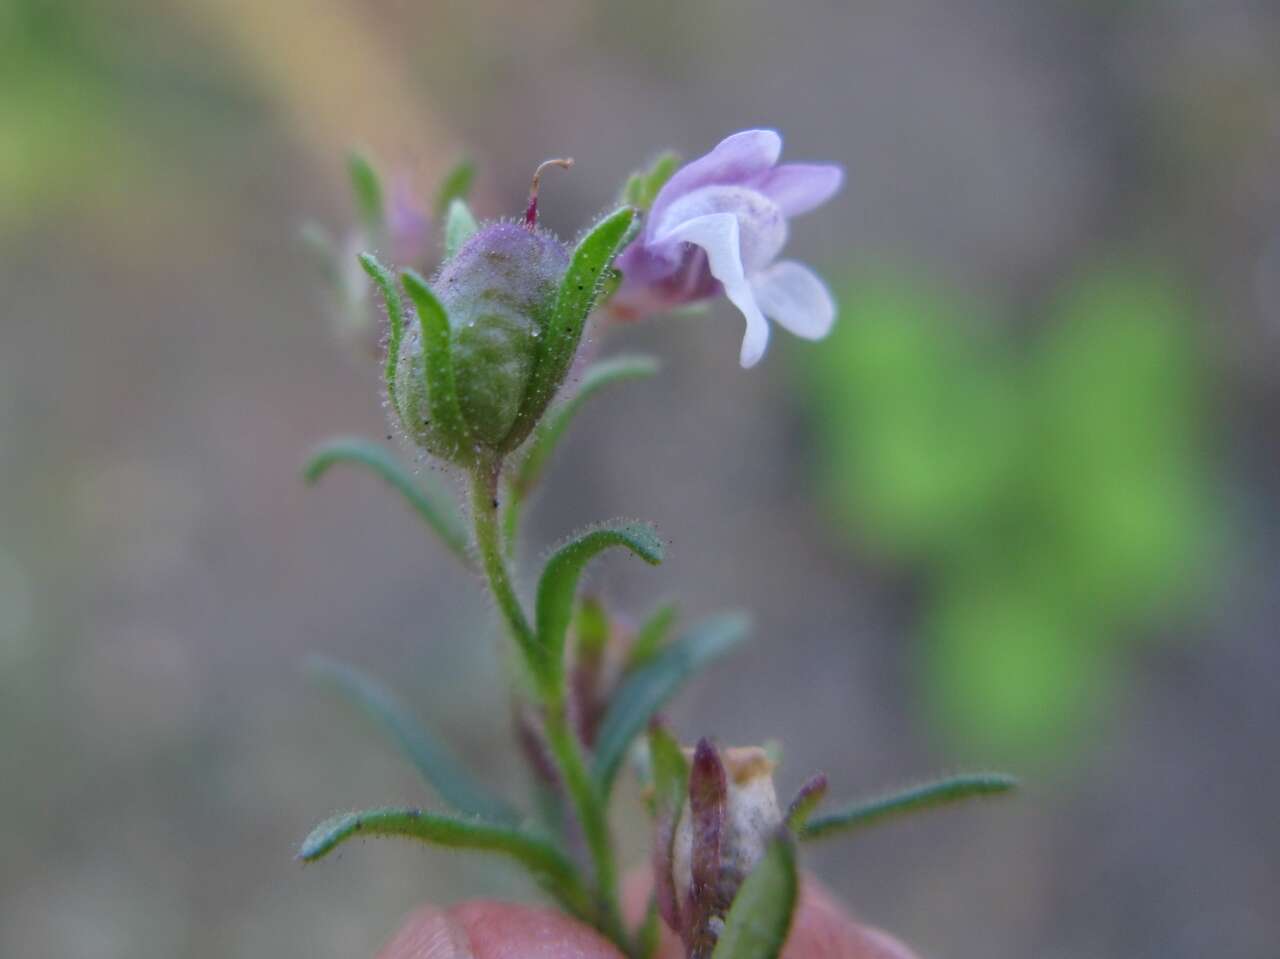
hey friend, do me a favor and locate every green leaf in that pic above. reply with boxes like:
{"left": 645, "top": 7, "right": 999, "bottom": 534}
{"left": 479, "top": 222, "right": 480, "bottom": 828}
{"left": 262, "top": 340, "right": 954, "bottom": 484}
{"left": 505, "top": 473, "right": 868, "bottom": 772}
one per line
{"left": 593, "top": 613, "right": 750, "bottom": 793}
{"left": 302, "top": 436, "right": 471, "bottom": 565}
{"left": 783, "top": 773, "right": 828, "bottom": 833}
{"left": 534, "top": 521, "right": 663, "bottom": 686}
{"left": 307, "top": 656, "right": 517, "bottom": 824}
{"left": 521, "top": 206, "right": 637, "bottom": 428}
{"left": 358, "top": 253, "right": 407, "bottom": 420}
{"left": 627, "top": 601, "right": 678, "bottom": 670}
{"left": 434, "top": 158, "right": 476, "bottom": 218}
{"left": 647, "top": 725, "right": 688, "bottom": 946}
{"left": 347, "top": 150, "right": 384, "bottom": 233}
{"left": 513, "top": 354, "right": 660, "bottom": 497}
{"left": 647, "top": 724, "right": 689, "bottom": 818}
{"left": 799, "top": 773, "right": 1018, "bottom": 841}
{"left": 575, "top": 595, "right": 611, "bottom": 661}
{"left": 298, "top": 806, "right": 592, "bottom": 918}
{"left": 709, "top": 833, "right": 798, "bottom": 959}
{"left": 443, "top": 197, "right": 479, "bottom": 260}
{"left": 401, "top": 269, "right": 476, "bottom": 465}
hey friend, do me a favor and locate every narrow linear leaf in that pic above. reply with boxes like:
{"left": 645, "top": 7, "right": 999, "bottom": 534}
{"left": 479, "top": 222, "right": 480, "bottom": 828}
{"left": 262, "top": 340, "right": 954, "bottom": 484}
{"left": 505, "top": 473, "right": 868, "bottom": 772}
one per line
{"left": 513, "top": 354, "right": 660, "bottom": 497}
{"left": 443, "top": 198, "right": 479, "bottom": 260}
{"left": 297, "top": 806, "right": 592, "bottom": 917}
{"left": 303, "top": 437, "right": 471, "bottom": 565}
{"left": 800, "top": 773, "right": 1018, "bottom": 841}
{"left": 524, "top": 206, "right": 636, "bottom": 419}
{"left": 535, "top": 521, "right": 664, "bottom": 684}
{"left": 593, "top": 613, "right": 750, "bottom": 793}
{"left": 648, "top": 725, "right": 690, "bottom": 817}
{"left": 307, "top": 656, "right": 517, "bottom": 824}
{"left": 575, "top": 595, "right": 611, "bottom": 661}
{"left": 709, "top": 833, "right": 798, "bottom": 959}
{"left": 347, "top": 150, "right": 384, "bottom": 232}
{"left": 358, "top": 252, "right": 406, "bottom": 418}
{"left": 648, "top": 724, "right": 689, "bottom": 930}
{"left": 434, "top": 158, "right": 476, "bottom": 218}
{"left": 401, "top": 269, "right": 476, "bottom": 465}
{"left": 627, "top": 601, "right": 679, "bottom": 671}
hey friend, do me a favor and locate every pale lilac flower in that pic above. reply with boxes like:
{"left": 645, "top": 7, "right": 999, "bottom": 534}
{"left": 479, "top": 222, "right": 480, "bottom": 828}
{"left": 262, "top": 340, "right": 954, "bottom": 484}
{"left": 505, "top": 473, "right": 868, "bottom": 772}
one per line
{"left": 611, "top": 129, "right": 843, "bottom": 367}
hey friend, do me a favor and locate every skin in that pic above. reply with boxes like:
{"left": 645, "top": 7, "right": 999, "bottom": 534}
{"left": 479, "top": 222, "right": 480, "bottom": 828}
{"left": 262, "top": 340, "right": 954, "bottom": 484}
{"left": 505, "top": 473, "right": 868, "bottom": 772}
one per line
{"left": 375, "top": 869, "right": 920, "bottom": 959}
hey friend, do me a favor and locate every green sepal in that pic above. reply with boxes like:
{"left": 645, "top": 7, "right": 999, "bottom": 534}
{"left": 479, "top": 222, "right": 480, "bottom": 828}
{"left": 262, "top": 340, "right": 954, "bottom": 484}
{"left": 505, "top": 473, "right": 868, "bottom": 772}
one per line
{"left": 443, "top": 197, "right": 479, "bottom": 260}
{"left": 513, "top": 354, "right": 660, "bottom": 498}
{"left": 593, "top": 613, "right": 750, "bottom": 794}
{"left": 709, "top": 833, "right": 798, "bottom": 959}
{"left": 534, "top": 521, "right": 663, "bottom": 688}
{"left": 347, "top": 149, "right": 384, "bottom": 233}
{"left": 401, "top": 269, "right": 478, "bottom": 466}
{"left": 622, "top": 151, "right": 680, "bottom": 211}
{"left": 302, "top": 436, "right": 471, "bottom": 566}
{"left": 434, "top": 158, "right": 476, "bottom": 218}
{"left": 626, "top": 601, "right": 679, "bottom": 671}
{"left": 799, "top": 773, "right": 1018, "bottom": 841}
{"left": 357, "top": 252, "right": 407, "bottom": 421}
{"left": 307, "top": 656, "right": 516, "bottom": 823}
{"left": 297, "top": 806, "right": 593, "bottom": 919}
{"left": 513, "top": 206, "right": 636, "bottom": 444}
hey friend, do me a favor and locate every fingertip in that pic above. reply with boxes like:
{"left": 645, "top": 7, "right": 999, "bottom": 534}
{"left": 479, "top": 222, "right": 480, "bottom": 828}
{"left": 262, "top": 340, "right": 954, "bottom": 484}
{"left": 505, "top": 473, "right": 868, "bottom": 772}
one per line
{"left": 376, "top": 905, "right": 472, "bottom": 959}
{"left": 451, "top": 901, "right": 627, "bottom": 959}
{"left": 785, "top": 877, "right": 921, "bottom": 959}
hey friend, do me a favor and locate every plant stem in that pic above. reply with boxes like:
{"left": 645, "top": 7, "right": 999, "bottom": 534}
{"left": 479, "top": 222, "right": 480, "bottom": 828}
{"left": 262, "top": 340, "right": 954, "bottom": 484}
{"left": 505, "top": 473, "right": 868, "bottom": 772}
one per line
{"left": 542, "top": 688, "right": 627, "bottom": 949}
{"left": 501, "top": 477, "right": 522, "bottom": 559}
{"left": 467, "top": 463, "right": 628, "bottom": 952}
{"left": 470, "top": 462, "right": 537, "bottom": 665}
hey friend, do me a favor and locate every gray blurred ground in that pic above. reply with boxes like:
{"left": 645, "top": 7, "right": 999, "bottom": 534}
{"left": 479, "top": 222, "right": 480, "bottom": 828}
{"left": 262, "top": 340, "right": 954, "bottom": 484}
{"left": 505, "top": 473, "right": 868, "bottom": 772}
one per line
{"left": 1, "top": 1, "right": 1278, "bottom": 956}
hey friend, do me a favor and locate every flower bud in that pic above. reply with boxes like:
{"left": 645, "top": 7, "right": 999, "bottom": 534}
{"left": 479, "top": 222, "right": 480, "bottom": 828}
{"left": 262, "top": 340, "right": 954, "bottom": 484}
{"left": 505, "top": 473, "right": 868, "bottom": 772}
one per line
{"left": 667, "top": 741, "right": 783, "bottom": 956}
{"left": 392, "top": 221, "right": 569, "bottom": 458}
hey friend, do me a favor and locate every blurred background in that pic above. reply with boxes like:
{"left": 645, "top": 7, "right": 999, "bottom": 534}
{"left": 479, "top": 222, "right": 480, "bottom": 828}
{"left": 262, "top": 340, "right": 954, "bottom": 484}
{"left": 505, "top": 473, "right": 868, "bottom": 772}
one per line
{"left": 2, "top": 0, "right": 1278, "bottom": 956}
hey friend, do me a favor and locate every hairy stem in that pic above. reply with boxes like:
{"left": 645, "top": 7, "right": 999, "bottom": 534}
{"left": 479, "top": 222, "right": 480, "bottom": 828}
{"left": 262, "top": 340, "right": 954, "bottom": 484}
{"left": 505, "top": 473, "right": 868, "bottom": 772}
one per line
{"left": 467, "top": 463, "right": 627, "bottom": 952}
{"left": 501, "top": 477, "right": 523, "bottom": 559}
{"left": 542, "top": 689, "right": 626, "bottom": 948}
{"left": 470, "top": 462, "right": 537, "bottom": 665}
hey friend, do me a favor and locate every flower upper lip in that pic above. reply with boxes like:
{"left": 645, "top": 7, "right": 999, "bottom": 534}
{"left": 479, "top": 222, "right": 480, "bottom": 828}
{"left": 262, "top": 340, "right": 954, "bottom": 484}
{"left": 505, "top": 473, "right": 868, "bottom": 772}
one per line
{"left": 645, "top": 129, "right": 842, "bottom": 243}
{"left": 613, "top": 129, "right": 844, "bottom": 368}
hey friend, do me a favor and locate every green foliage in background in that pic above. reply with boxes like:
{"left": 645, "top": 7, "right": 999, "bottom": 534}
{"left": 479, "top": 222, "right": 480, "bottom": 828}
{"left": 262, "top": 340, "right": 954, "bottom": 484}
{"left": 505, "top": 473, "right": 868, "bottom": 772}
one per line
{"left": 1, "top": 0, "right": 119, "bottom": 223}
{"left": 806, "top": 264, "right": 1215, "bottom": 758}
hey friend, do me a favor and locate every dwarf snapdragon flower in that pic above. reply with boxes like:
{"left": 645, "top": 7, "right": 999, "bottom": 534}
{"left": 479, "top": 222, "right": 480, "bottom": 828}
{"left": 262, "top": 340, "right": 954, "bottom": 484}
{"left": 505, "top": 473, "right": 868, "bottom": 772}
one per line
{"left": 611, "top": 129, "right": 843, "bottom": 367}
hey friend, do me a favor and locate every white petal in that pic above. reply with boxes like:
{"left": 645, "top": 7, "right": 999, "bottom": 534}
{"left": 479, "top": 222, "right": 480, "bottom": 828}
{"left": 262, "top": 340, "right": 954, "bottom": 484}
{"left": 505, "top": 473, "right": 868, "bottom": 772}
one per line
{"left": 749, "top": 260, "right": 836, "bottom": 341}
{"left": 661, "top": 212, "right": 771, "bottom": 367}
{"left": 654, "top": 185, "right": 787, "bottom": 273}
